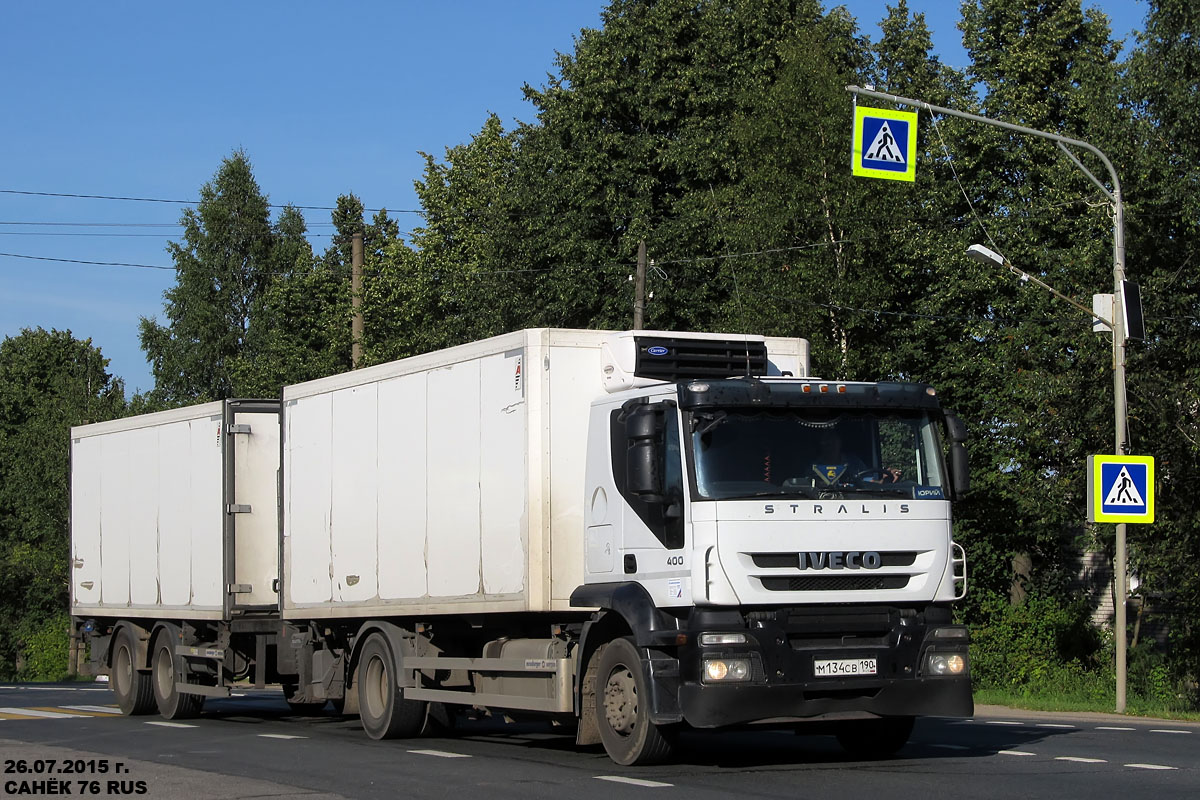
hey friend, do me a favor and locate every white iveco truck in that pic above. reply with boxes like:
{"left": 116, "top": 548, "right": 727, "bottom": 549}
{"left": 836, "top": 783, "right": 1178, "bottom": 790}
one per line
{"left": 70, "top": 328, "right": 971, "bottom": 765}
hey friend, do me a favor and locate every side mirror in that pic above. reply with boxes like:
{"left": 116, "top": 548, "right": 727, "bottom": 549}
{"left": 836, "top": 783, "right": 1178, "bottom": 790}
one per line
{"left": 944, "top": 412, "right": 970, "bottom": 495}
{"left": 625, "top": 403, "right": 664, "bottom": 499}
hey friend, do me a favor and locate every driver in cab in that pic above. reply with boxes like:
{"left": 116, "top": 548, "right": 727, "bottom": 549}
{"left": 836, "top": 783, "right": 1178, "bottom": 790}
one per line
{"left": 812, "top": 429, "right": 900, "bottom": 486}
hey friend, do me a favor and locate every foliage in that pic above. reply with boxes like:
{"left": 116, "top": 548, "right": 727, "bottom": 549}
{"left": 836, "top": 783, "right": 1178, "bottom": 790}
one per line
{"left": 0, "top": 329, "right": 125, "bottom": 679}
{"left": 16, "top": 612, "right": 71, "bottom": 682}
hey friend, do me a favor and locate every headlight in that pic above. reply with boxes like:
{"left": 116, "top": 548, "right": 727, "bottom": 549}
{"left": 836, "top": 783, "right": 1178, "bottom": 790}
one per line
{"left": 703, "top": 658, "right": 751, "bottom": 682}
{"left": 926, "top": 652, "right": 967, "bottom": 676}
{"left": 699, "top": 632, "right": 747, "bottom": 646}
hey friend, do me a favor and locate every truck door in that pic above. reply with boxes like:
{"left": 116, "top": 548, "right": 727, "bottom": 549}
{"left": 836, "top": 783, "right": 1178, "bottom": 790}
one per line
{"left": 618, "top": 402, "right": 690, "bottom": 606}
{"left": 223, "top": 400, "right": 282, "bottom": 615}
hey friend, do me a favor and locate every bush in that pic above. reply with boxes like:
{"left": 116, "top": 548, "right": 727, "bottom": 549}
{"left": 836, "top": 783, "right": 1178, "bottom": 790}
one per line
{"left": 16, "top": 612, "right": 71, "bottom": 682}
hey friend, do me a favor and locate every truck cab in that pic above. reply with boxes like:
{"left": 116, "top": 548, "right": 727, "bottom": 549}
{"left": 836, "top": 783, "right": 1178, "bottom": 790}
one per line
{"left": 573, "top": 334, "right": 971, "bottom": 763}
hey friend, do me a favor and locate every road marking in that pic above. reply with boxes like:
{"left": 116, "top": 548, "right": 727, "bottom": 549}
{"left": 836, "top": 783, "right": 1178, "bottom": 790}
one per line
{"left": 145, "top": 721, "right": 198, "bottom": 728}
{"left": 1037, "top": 723, "right": 1076, "bottom": 729}
{"left": 1149, "top": 729, "right": 1191, "bottom": 735}
{"left": 1056, "top": 756, "right": 1107, "bottom": 763}
{"left": 997, "top": 750, "right": 1036, "bottom": 756}
{"left": 407, "top": 749, "right": 471, "bottom": 758}
{"left": 595, "top": 776, "right": 673, "bottom": 788}
{"left": 61, "top": 705, "right": 122, "bottom": 714}
{"left": 0, "top": 707, "right": 88, "bottom": 719}
{"left": 259, "top": 734, "right": 307, "bottom": 740}
{"left": 986, "top": 720, "right": 1023, "bottom": 726}
{"left": 1096, "top": 726, "right": 1135, "bottom": 731}
{"left": 1126, "top": 763, "right": 1177, "bottom": 770}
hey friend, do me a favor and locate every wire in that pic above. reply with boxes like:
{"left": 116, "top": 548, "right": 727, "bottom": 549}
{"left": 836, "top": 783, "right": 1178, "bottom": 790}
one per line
{"left": 0, "top": 251, "right": 174, "bottom": 270}
{"left": 0, "top": 188, "right": 422, "bottom": 215}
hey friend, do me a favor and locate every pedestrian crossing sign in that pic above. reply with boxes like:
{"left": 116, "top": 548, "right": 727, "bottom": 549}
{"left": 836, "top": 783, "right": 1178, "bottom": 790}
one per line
{"left": 1088, "top": 455, "right": 1155, "bottom": 523}
{"left": 852, "top": 106, "right": 918, "bottom": 182}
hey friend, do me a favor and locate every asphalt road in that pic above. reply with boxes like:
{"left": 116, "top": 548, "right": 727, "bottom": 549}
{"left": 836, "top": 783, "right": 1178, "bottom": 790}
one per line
{"left": 0, "top": 682, "right": 1196, "bottom": 799}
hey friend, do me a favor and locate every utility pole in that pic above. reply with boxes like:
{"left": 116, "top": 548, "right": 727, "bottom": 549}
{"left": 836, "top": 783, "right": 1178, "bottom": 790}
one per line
{"left": 352, "top": 232, "right": 364, "bottom": 369}
{"left": 847, "top": 84, "right": 1131, "bottom": 712}
{"left": 633, "top": 239, "right": 647, "bottom": 330}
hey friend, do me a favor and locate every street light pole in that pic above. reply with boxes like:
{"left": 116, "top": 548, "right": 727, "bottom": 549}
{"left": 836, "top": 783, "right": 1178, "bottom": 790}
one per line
{"left": 847, "top": 85, "right": 1131, "bottom": 712}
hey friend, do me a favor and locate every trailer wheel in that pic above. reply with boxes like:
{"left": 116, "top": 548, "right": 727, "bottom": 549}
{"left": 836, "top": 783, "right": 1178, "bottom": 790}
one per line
{"left": 111, "top": 628, "right": 154, "bottom": 716}
{"left": 835, "top": 715, "right": 914, "bottom": 759}
{"left": 151, "top": 634, "right": 203, "bottom": 719}
{"left": 594, "top": 637, "right": 674, "bottom": 766}
{"left": 357, "top": 633, "right": 426, "bottom": 739}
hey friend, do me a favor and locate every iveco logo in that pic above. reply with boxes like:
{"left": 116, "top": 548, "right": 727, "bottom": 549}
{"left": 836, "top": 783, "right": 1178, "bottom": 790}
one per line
{"left": 799, "top": 551, "right": 882, "bottom": 570}
{"left": 646, "top": 346, "right": 669, "bottom": 356}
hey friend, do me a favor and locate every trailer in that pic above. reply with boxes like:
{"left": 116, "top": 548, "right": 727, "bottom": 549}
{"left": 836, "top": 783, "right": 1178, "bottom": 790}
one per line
{"left": 72, "top": 328, "right": 971, "bottom": 764}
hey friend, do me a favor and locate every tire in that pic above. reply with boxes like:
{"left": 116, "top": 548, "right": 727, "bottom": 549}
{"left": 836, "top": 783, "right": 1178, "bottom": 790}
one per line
{"left": 111, "top": 627, "right": 154, "bottom": 716}
{"left": 835, "top": 716, "right": 915, "bottom": 759}
{"left": 282, "top": 683, "right": 329, "bottom": 714}
{"left": 151, "top": 634, "right": 204, "bottom": 719}
{"left": 357, "top": 633, "right": 426, "bottom": 740}
{"left": 594, "top": 637, "right": 675, "bottom": 766}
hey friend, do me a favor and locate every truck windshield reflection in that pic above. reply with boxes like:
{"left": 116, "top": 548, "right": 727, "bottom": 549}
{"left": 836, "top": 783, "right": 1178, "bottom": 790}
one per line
{"left": 690, "top": 409, "right": 946, "bottom": 500}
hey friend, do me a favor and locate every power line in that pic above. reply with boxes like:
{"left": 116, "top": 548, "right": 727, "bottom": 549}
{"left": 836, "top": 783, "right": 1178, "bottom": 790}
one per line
{"left": 0, "top": 188, "right": 422, "bottom": 215}
{"left": 0, "top": 251, "right": 174, "bottom": 270}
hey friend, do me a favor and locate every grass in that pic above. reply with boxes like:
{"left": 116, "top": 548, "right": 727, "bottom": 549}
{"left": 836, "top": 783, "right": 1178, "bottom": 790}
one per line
{"left": 974, "top": 688, "right": 1200, "bottom": 721}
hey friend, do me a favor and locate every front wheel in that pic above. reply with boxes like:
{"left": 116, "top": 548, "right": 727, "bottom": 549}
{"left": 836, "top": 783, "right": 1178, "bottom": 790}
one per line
{"left": 835, "top": 715, "right": 914, "bottom": 759}
{"left": 111, "top": 627, "right": 154, "bottom": 716}
{"left": 357, "top": 634, "right": 426, "bottom": 740}
{"left": 594, "top": 637, "right": 675, "bottom": 766}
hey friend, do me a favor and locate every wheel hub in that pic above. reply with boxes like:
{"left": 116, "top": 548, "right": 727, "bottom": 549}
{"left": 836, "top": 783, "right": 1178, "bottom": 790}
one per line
{"left": 603, "top": 668, "right": 638, "bottom": 736}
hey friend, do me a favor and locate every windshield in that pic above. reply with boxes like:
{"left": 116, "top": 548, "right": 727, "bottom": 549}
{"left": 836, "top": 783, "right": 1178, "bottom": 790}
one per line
{"left": 689, "top": 409, "right": 946, "bottom": 500}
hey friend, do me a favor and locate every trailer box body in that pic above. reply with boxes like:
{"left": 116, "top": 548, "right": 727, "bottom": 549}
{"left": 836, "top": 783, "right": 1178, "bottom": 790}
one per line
{"left": 70, "top": 400, "right": 281, "bottom": 620}
{"left": 280, "top": 328, "right": 806, "bottom": 619}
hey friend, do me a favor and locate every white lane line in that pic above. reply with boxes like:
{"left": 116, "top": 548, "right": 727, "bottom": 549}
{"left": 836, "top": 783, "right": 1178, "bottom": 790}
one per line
{"left": 595, "top": 776, "right": 673, "bottom": 788}
{"left": 1149, "top": 729, "right": 1191, "bottom": 735}
{"left": 986, "top": 720, "right": 1023, "bottom": 726}
{"left": 1096, "top": 726, "right": 1135, "bottom": 731}
{"left": 145, "top": 721, "right": 198, "bottom": 728}
{"left": 0, "top": 707, "right": 87, "bottom": 718}
{"left": 1126, "top": 763, "right": 1178, "bottom": 771}
{"left": 61, "top": 705, "right": 121, "bottom": 714}
{"left": 998, "top": 750, "right": 1036, "bottom": 756}
{"left": 1037, "top": 723, "right": 1076, "bottom": 729}
{"left": 80, "top": 689, "right": 109, "bottom": 693}
{"left": 259, "top": 734, "right": 307, "bottom": 740}
{"left": 1056, "top": 756, "right": 1107, "bottom": 763}
{"left": 930, "top": 744, "right": 970, "bottom": 750}
{"left": 407, "top": 749, "right": 471, "bottom": 759}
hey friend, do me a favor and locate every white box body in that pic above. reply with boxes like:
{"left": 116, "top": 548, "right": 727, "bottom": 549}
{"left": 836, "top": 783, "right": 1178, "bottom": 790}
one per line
{"left": 280, "top": 328, "right": 806, "bottom": 619}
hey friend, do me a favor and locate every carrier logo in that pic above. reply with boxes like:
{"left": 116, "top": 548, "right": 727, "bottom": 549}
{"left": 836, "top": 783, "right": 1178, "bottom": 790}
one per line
{"left": 646, "top": 346, "right": 669, "bottom": 356}
{"left": 799, "top": 551, "right": 882, "bottom": 570}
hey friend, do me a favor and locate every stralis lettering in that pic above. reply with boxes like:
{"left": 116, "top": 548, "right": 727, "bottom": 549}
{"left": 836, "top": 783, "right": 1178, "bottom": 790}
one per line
{"left": 764, "top": 503, "right": 911, "bottom": 515}
{"left": 799, "top": 551, "right": 882, "bottom": 570}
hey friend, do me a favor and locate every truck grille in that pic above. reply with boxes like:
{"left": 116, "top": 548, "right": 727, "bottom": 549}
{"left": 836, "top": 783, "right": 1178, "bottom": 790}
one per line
{"left": 751, "top": 552, "right": 918, "bottom": 569}
{"left": 758, "top": 575, "right": 911, "bottom": 592}
{"left": 633, "top": 336, "right": 768, "bottom": 381}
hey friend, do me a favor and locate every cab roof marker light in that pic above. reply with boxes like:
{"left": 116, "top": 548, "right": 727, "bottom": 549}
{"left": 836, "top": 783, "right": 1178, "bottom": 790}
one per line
{"left": 819, "top": 384, "right": 829, "bottom": 393}
{"left": 801, "top": 384, "right": 812, "bottom": 393}
{"left": 688, "top": 381, "right": 710, "bottom": 393}
{"left": 837, "top": 385, "right": 847, "bottom": 393}
{"left": 926, "top": 387, "right": 937, "bottom": 396}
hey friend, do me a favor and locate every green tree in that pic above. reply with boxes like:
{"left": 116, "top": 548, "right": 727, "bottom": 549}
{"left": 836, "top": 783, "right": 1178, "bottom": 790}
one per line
{"left": 0, "top": 329, "right": 125, "bottom": 678}
{"left": 140, "top": 150, "right": 274, "bottom": 404}
{"left": 1122, "top": 0, "right": 1200, "bottom": 672}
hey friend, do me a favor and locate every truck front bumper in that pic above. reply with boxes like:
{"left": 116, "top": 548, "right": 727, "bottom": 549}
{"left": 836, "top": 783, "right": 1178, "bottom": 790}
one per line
{"left": 677, "top": 674, "right": 972, "bottom": 728}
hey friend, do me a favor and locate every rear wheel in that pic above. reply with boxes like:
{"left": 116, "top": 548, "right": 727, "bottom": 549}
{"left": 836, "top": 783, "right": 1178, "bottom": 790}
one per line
{"left": 151, "top": 633, "right": 203, "bottom": 719}
{"left": 835, "top": 716, "right": 915, "bottom": 759}
{"left": 357, "top": 634, "right": 426, "bottom": 739}
{"left": 111, "top": 627, "right": 154, "bottom": 716}
{"left": 594, "top": 637, "right": 675, "bottom": 766}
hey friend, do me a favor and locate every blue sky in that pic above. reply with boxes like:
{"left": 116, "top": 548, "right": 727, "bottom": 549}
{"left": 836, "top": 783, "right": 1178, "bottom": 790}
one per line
{"left": 0, "top": 1, "right": 1147, "bottom": 395}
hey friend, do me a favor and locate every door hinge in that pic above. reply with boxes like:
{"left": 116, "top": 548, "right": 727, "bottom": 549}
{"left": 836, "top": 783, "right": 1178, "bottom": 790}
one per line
{"left": 227, "top": 423, "right": 252, "bottom": 435}
{"left": 227, "top": 504, "right": 252, "bottom": 514}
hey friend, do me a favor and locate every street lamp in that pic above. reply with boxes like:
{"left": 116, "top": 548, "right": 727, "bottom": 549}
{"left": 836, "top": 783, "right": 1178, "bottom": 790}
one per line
{"left": 965, "top": 242, "right": 1130, "bottom": 713}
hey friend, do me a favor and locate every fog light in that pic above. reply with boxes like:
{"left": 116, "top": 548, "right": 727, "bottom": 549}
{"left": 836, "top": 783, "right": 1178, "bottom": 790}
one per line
{"left": 926, "top": 652, "right": 967, "bottom": 676}
{"left": 703, "top": 658, "right": 751, "bottom": 682}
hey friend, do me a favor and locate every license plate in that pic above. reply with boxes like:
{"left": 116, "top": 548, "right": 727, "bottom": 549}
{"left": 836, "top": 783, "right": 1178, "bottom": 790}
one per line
{"left": 813, "top": 657, "right": 877, "bottom": 677}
